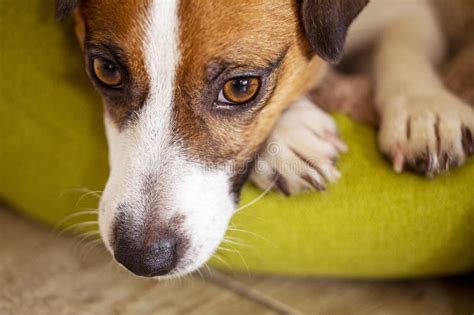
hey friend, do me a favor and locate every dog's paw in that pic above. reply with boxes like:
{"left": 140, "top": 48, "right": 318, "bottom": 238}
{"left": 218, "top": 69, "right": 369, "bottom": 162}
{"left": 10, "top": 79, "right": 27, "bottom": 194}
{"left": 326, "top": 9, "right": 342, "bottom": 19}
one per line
{"left": 250, "top": 97, "right": 347, "bottom": 195}
{"left": 378, "top": 90, "right": 474, "bottom": 176}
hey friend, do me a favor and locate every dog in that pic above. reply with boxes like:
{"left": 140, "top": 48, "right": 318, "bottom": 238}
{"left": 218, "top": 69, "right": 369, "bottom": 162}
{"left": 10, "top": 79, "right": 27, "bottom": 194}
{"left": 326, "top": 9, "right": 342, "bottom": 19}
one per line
{"left": 56, "top": 0, "right": 474, "bottom": 278}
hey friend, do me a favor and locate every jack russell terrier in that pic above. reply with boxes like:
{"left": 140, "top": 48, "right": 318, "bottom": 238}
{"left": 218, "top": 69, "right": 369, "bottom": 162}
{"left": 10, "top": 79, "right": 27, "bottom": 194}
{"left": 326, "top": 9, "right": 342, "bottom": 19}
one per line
{"left": 56, "top": 0, "right": 474, "bottom": 278}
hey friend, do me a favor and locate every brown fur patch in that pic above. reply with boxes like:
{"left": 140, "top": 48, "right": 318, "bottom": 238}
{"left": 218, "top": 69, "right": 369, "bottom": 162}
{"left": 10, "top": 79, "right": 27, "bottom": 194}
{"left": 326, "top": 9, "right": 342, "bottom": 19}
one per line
{"left": 174, "top": 0, "right": 326, "bottom": 182}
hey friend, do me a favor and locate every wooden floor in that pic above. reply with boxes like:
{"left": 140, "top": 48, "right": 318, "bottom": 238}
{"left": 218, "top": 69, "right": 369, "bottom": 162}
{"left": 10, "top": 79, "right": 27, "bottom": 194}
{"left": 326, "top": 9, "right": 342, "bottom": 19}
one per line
{"left": 1, "top": 208, "right": 473, "bottom": 315}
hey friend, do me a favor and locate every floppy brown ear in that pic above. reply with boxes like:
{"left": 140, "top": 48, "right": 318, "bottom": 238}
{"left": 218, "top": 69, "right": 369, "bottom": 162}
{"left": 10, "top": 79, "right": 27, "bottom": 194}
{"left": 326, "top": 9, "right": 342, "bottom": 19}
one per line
{"left": 55, "top": 0, "right": 79, "bottom": 20}
{"left": 300, "top": 0, "right": 369, "bottom": 63}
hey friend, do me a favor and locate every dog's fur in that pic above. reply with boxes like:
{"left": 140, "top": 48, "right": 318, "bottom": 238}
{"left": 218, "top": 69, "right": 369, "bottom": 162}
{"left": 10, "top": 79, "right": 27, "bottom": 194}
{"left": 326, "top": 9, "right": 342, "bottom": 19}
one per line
{"left": 56, "top": 0, "right": 474, "bottom": 278}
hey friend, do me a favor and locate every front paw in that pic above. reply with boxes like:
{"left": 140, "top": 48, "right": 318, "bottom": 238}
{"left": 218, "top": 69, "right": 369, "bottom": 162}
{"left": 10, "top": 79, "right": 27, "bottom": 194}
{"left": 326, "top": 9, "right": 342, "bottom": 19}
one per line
{"left": 378, "top": 90, "right": 474, "bottom": 176}
{"left": 250, "top": 97, "right": 347, "bottom": 196}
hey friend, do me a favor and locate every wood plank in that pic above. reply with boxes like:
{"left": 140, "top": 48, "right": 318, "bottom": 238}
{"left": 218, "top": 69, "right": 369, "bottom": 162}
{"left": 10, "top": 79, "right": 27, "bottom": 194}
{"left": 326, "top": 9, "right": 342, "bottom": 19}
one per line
{"left": 234, "top": 273, "right": 474, "bottom": 315}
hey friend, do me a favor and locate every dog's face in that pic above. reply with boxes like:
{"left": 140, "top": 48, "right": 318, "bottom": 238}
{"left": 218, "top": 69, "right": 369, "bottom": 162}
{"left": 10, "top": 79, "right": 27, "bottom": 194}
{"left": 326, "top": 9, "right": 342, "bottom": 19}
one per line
{"left": 58, "top": 0, "right": 367, "bottom": 277}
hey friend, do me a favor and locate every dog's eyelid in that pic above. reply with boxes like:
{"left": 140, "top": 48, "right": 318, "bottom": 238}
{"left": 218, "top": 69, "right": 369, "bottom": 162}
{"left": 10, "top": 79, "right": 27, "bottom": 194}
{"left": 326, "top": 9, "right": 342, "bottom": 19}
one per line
{"left": 206, "top": 60, "right": 231, "bottom": 81}
{"left": 84, "top": 41, "right": 128, "bottom": 66}
{"left": 206, "top": 48, "right": 288, "bottom": 84}
{"left": 207, "top": 63, "right": 263, "bottom": 84}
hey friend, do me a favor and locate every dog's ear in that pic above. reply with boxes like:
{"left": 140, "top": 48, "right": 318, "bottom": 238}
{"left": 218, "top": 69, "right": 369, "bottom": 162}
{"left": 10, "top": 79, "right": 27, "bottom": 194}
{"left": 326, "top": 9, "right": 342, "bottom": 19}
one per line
{"left": 300, "top": 0, "right": 369, "bottom": 63}
{"left": 55, "top": 0, "right": 79, "bottom": 20}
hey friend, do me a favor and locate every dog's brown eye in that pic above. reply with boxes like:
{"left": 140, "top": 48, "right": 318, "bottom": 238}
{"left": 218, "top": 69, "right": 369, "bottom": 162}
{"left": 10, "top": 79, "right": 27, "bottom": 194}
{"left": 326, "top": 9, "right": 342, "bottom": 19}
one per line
{"left": 219, "top": 77, "right": 260, "bottom": 105}
{"left": 92, "top": 58, "right": 123, "bottom": 87}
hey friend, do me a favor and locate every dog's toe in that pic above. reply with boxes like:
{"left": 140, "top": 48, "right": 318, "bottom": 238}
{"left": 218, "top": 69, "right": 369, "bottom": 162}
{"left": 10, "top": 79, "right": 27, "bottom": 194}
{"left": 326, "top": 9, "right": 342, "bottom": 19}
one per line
{"left": 250, "top": 97, "right": 346, "bottom": 195}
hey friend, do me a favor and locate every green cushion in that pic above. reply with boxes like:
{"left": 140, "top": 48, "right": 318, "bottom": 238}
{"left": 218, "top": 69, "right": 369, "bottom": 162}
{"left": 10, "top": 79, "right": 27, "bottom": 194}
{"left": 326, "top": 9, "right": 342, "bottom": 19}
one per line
{"left": 1, "top": 0, "right": 474, "bottom": 278}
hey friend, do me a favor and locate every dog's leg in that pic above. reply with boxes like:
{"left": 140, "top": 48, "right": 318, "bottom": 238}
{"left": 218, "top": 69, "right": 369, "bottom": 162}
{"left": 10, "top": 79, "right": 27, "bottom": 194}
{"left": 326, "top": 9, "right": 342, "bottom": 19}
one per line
{"left": 250, "top": 96, "right": 347, "bottom": 195}
{"left": 374, "top": 1, "right": 474, "bottom": 176}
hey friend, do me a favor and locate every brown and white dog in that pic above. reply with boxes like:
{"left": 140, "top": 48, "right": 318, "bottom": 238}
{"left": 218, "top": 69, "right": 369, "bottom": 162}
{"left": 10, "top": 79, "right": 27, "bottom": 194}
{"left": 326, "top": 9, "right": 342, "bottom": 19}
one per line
{"left": 56, "top": 0, "right": 474, "bottom": 278}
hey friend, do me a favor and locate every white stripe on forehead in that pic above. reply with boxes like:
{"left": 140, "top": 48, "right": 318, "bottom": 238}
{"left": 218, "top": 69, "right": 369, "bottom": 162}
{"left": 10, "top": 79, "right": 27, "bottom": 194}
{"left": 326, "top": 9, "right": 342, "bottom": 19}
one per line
{"left": 99, "top": 1, "right": 236, "bottom": 275}
{"left": 134, "top": 0, "right": 180, "bottom": 164}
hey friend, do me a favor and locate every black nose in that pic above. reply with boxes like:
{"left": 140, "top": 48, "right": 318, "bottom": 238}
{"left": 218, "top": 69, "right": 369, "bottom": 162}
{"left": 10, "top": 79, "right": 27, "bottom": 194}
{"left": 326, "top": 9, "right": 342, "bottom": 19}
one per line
{"left": 114, "top": 237, "right": 178, "bottom": 277}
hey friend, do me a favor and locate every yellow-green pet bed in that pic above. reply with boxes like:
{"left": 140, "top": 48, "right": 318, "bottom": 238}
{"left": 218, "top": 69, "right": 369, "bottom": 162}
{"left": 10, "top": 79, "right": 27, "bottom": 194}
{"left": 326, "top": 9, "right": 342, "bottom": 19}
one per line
{"left": 1, "top": 0, "right": 473, "bottom": 278}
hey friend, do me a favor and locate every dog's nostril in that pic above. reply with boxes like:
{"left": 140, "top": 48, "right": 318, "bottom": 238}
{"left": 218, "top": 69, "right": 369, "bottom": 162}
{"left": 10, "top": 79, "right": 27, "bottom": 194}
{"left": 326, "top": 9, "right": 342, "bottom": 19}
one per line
{"left": 145, "top": 239, "right": 178, "bottom": 275}
{"left": 114, "top": 236, "right": 178, "bottom": 277}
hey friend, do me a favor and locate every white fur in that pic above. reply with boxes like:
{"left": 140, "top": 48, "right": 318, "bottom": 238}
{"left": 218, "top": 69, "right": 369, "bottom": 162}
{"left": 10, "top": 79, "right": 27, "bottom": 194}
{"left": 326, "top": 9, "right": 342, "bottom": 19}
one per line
{"left": 99, "top": 0, "right": 234, "bottom": 277}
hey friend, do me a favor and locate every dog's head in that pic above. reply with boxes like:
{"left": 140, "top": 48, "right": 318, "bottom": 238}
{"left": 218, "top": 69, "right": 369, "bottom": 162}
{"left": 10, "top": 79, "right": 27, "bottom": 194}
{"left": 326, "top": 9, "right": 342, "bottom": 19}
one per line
{"left": 57, "top": 0, "right": 367, "bottom": 278}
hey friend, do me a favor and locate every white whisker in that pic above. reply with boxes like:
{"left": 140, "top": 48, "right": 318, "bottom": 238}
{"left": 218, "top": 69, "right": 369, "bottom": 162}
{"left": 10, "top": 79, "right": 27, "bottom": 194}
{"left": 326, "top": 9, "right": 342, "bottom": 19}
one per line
{"left": 227, "top": 226, "right": 269, "bottom": 243}
{"left": 195, "top": 268, "right": 204, "bottom": 280}
{"left": 212, "top": 253, "right": 231, "bottom": 269}
{"left": 225, "top": 242, "right": 249, "bottom": 275}
{"left": 54, "top": 209, "right": 99, "bottom": 231}
{"left": 72, "top": 230, "right": 101, "bottom": 251}
{"left": 79, "top": 238, "right": 104, "bottom": 261}
{"left": 60, "top": 187, "right": 103, "bottom": 199}
{"left": 75, "top": 190, "right": 103, "bottom": 206}
{"left": 221, "top": 239, "right": 250, "bottom": 248}
{"left": 217, "top": 245, "right": 240, "bottom": 254}
{"left": 235, "top": 178, "right": 276, "bottom": 213}
{"left": 203, "top": 263, "right": 213, "bottom": 276}
{"left": 59, "top": 221, "right": 99, "bottom": 236}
